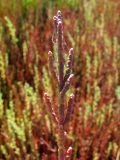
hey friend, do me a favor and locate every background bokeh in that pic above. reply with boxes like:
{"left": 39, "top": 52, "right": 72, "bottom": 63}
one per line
{"left": 0, "top": 0, "right": 120, "bottom": 159}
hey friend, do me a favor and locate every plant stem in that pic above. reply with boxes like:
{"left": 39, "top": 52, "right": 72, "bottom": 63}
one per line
{"left": 58, "top": 94, "right": 65, "bottom": 160}
{"left": 46, "top": 10, "right": 74, "bottom": 160}
{"left": 57, "top": 18, "right": 65, "bottom": 160}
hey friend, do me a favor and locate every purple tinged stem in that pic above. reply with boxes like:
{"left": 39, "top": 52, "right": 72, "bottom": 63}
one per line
{"left": 48, "top": 51, "right": 58, "bottom": 84}
{"left": 58, "top": 21, "right": 64, "bottom": 91}
{"left": 47, "top": 11, "right": 74, "bottom": 160}
{"left": 57, "top": 18, "right": 65, "bottom": 160}
{"left": 44, "top": 93, "right": 58, "bottom": 124}
{"left": 64, "top": 48, "right": 74, "bottom": 84}
{"left": 52, "top": 16, "right": 58, "bottom": 43}
{"left": 64, "top": 94, "right": 74, "bottom": 125}
{"left": 60, "top": 74, "right": 74, "bottom": 98}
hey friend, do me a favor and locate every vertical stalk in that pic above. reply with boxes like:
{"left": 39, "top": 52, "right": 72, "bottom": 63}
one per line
{"left": 58, "top": 95, "right": 65, "bottom": 160}
{"left": 45, "top": 10, "right": 74, "bottom": 160}
{"left": 57, "top": 16, "right": 65, "bottom": 160}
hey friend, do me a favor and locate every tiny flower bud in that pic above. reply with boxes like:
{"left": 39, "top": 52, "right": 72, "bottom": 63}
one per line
{"left": 58, "top": 21, "right": 63, "bottom": 29}
{"left": 67, "top": 146, "right": 73, "bottom": 155}
{"left": 53, "top": 16, "right": 57, "bottom": 21}
{"left": 57, "top": 10, "right": 62, "bottom": 16}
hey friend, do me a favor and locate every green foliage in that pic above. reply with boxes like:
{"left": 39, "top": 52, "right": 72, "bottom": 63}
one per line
{"left": 22, "top": 41, "right": 27, "bottom": 64}
{"left": 42, "top": 67, "right": 52, "bottom": 95}
{"left": 84, "top": 102, "right": 91, "bottom": 122}
{"left": 85, "top": 52, "right": 91, "bottom": 80}
{"left": 23, "top": 83, "right": 37, "bottom": 128}
{"left": 93, "top": 84, "right": 100, "bottom": 111}
{"left": 0, "top": 145, "right": 8, "bottom": 159}
{"left": 7, "top": 94, "right": 25, "bottom": 142}
{"left": 83, "top": 0, "right": 96, "bottom": 26}
{"left": 22, "top": 0, "right": 37, "bottom": 8}
{"left": 0, "top": 92, "right": 4, "bottom": 118}
{"left": 6, "top": 92, "right": 21, "bottom": 154}
{"left": 34, "top": 65, "right": 39, "bottom": 94}
{"left": 0, "top": 22, "right": 4, "bottom": 40}
{"left": 4, "top": 16, "right": 18, "bottom": 44}
{"left": 115, "top": 86, "right": 120, "bottom": 100}
{"left": 0, "top": 51, "right": 6, "bottom": 80}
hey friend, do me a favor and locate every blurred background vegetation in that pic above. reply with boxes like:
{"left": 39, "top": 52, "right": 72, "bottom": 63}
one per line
{"left": 0, "top": 0, "right": 120, "bottom": 159}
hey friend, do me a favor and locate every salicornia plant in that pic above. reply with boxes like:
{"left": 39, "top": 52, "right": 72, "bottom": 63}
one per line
{"left": 44, "top": 11, "right": 74, "bottom": 160}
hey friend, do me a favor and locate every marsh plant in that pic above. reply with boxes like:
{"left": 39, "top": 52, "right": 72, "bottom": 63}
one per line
{"left": 44, "top": 11, "right": 74, "bottom": 160}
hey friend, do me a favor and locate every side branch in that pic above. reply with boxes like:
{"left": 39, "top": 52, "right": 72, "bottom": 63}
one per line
{"left": 44, "top": 93, "right": 59, "bottom": 124}
{"left": 60, "top": 74, "right": 74, "bottom": 98}
{"left": 64, "top": 48, "right": 74, "bottom": 84}
{"left": 48, "top": 51, "right": 58, "bottom": 84}
{"left": 64, "top": 94, "right": 74, "bottom": 125}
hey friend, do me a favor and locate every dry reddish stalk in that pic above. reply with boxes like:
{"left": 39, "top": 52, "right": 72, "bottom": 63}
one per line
{"left": 44, "top": 11, "right": 74, "bottom": 160}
